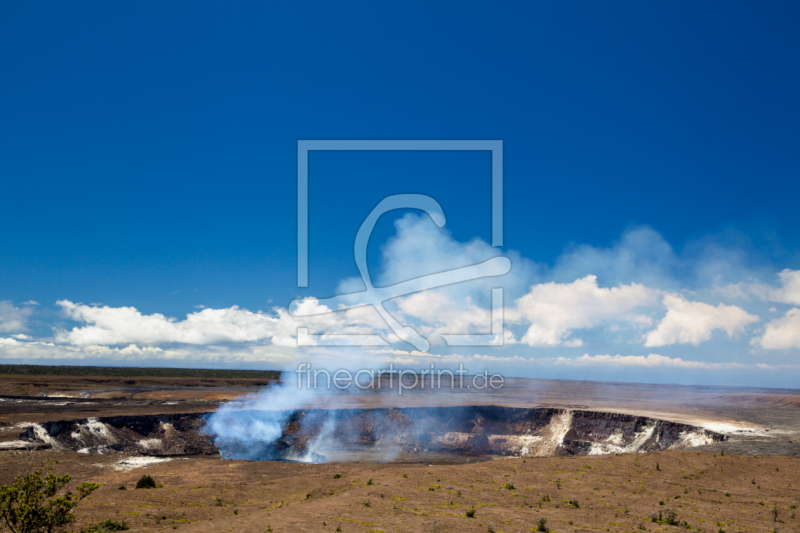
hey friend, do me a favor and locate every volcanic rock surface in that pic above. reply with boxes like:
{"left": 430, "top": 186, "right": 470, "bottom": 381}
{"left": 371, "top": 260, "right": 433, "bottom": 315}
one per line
{"left": 20, "top": 406, "right": 724, "bottom": 462}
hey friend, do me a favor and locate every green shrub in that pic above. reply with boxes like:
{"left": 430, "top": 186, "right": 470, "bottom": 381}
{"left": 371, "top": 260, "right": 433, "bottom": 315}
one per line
{"left": 135, "top": 475, "right": 156, "bottom": 489}
{"left": 651, "top": 509, "right": 684, "bottom": 527}
{"left": 567, "top": 497, "right": 580, "bottom": 508}
{"left": 0, "top": 461, "right": 99, "bottom": 533}
{"left": 537, "top": 517, "right": 549, "bottom": 532}
{"left": 333, "top": 474, "right": 341, "bottom": 479}
{"left": 81, "top": 519, "right": 130, "bottom": 532}
{"left": 503, "top": 482, "right": 516, "bottom": 490}
{"left": 465, "top": 508, "right": 476, "bottom": 518}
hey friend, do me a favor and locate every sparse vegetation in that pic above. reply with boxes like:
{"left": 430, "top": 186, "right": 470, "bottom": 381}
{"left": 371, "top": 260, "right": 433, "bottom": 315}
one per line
{"left": 567, "top": 497, "right": 580, "bottom": 508}
{"left": 0, "top": 460, "right": 99, "bottom": 533}
{"left": 80, "top": 519, "right": 130, "bottom": 532}
{"left": 0, "top": 441, "right": 794, "bottom": 531}
{"left": 333, "top": 474, "right": 341, "bottom": 479}
{"left": 537, "top": 517, "right": 549, "bottom": 532}
{"left": 135, "top": 475, "right": 157, "bottom": 489}
{"left": 650, "top": 508, "right": 686, "bottom": 527}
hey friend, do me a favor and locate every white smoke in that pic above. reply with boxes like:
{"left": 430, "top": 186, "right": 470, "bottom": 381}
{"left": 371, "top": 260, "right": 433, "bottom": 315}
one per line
{"left": 203, "top": 378, "right": 324, "bottom": 462}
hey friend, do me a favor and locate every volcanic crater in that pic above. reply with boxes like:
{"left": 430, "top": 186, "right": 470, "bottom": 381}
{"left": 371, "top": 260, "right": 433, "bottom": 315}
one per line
{"left": 19, "top": 406, "right": 725, "bottom": 463}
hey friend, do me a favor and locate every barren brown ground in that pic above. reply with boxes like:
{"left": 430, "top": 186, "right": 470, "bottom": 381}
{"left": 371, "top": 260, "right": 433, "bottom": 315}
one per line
{"left": 1, "top": 369, "right": 799, "bottom": 532}
{"left": 1, "top": 448, "right": 798, "bottom": 533}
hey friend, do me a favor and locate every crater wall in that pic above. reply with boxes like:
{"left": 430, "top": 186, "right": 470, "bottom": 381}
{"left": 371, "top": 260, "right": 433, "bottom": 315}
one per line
{"left": 21, "top": 406, "right": 725, "bottom": 462}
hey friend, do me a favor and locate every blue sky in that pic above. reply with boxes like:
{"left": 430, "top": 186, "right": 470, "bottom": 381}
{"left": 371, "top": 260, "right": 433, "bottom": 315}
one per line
{"left": 1, "top": 2, "right": 799, "bottom": 387}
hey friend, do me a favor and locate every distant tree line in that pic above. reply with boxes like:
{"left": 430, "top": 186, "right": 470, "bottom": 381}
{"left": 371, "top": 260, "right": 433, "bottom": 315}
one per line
{"left": 0, "top": 364, "right": 281, "bottom": 381}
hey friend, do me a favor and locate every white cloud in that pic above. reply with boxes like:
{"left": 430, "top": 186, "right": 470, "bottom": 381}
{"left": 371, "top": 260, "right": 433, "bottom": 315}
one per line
{"left": 750, "top": 269, "right": 800, "bottom": 306}
{"left": 718, "top": 269, "right": 800, "bottom": 306}
{"left": 0, "top": 337, "right": 300, "bottom": 365}
{"left": 565, "top": 353, "right": 744, "bottom": 369}
{"left": 54, "top": 299, "right": 387, "bottom": 347}
{"left": 557, "top": 353, "right": 800, "bottom": 371}
{"left": 56, "top": 301, "right": 284, "bottom": 345}
{"left": 337, "top": 214, "right": 535, "bottom": 304}
{"left": 551, "top": 226, "right": 678, "bottom": 288}
{"left": 507, "top": 275, "right": 658, "bottom": 346}
{"left": 394, "top": 291, "right": 494, "bottom": 343}
{"left": 644, "top": 294, "right": 758, "bottom": 347}
{"left": 3, "top": 222, "right": 798, "bottom": 377}
{"left": 754, "top": 308, "right": 800, "bottom": 350}
{"left": 0, "top": 301, "right": 34, "bottom": 333}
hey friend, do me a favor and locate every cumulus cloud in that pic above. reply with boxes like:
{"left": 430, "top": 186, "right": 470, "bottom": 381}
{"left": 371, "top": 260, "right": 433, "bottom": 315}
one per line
{"left": 0, "top": 301, "right": 34, "bottom": 333}
{"left": 644, "top": 295, "right": 758, "bottom": 347}
{"left": 750, "top": 269, "right": 800, "bottom": 305}
{"left": 394, "top": 291, "right": 493, "bottom": 341}
{"left": 55, "top": 299, "right": 387, "bottom": 347}
{"left": 3, "top": 220, "right": 798, "bottom": 376}
{"left": 717, "top": 269, "right": 800, "bottom": 306}
{"left": 0, "top": 338, "right": 22, "bottom": 347}
{"left": 507, "top": 275, "right": 658, "bottom": 347}
{"left": 754, "top": 308, "right": 800, "bottom": 350}
{"left": 0, "top": 337, "right": 300, "bottom": 365}
{"left": 337, "top": 214, "right": 536, "bottom": 304}
{"left": 551, "top": 226, "right": 678, "bottom": 287}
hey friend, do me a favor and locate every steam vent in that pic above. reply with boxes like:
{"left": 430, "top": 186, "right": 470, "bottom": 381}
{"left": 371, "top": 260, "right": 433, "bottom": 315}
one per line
{"left": 21, "top": 406, "right": 725, "bottom": 463}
